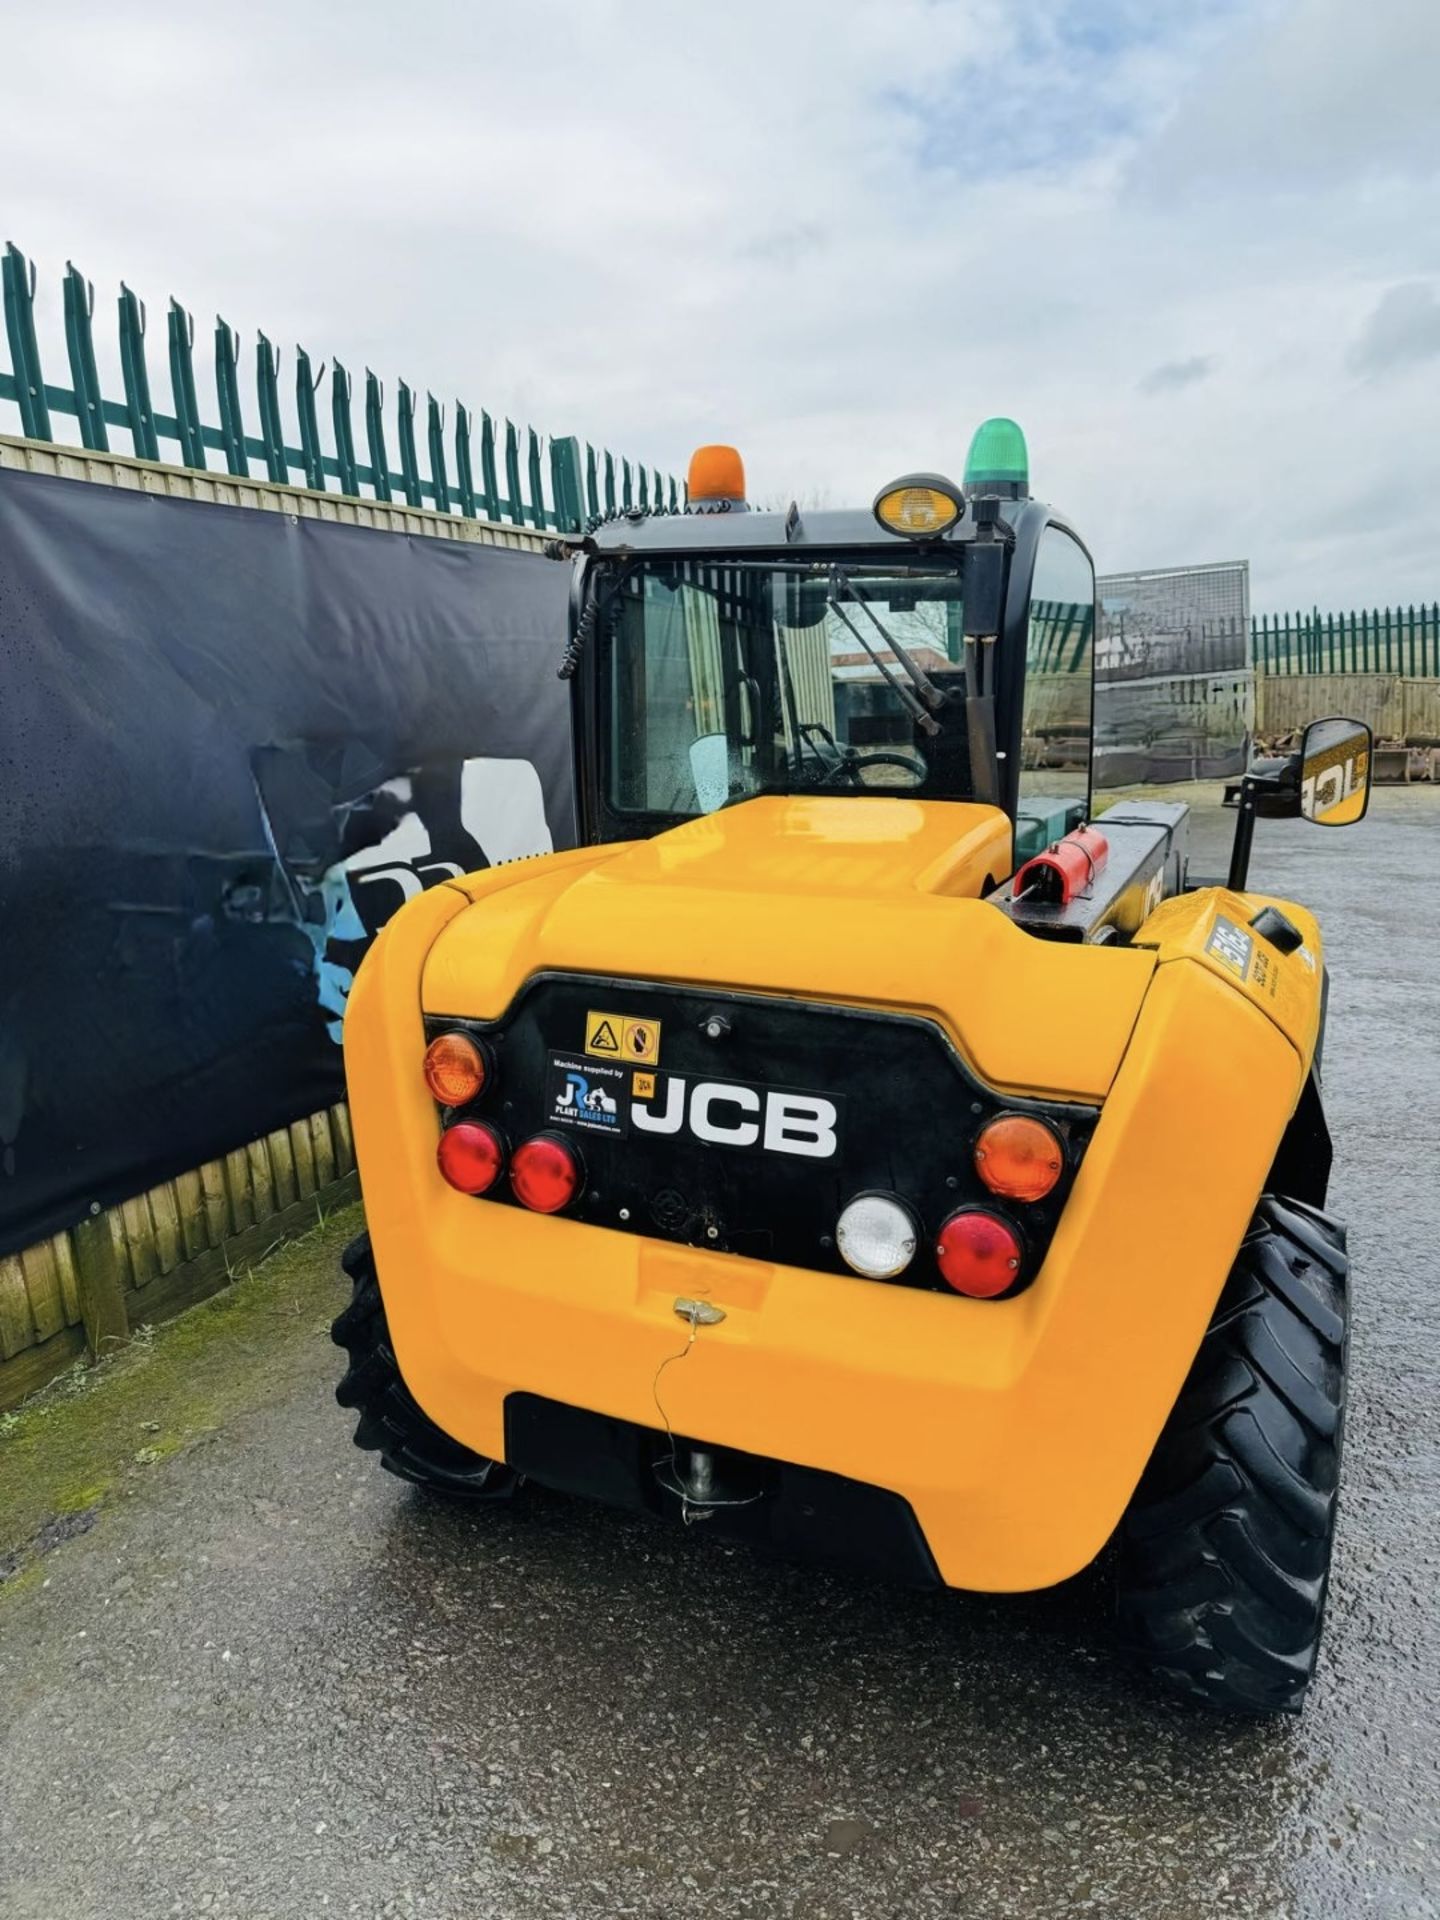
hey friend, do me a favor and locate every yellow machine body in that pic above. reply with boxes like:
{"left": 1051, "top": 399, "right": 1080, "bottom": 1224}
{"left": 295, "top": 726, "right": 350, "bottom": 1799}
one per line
{"left": 345, "top": 795, "right": 1325, "bottom": 1592}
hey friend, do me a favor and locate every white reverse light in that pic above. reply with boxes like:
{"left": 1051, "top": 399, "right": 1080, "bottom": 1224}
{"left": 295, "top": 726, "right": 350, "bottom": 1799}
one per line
{"left": 835, "top": 1193, "right": 918, "bottom": 1280}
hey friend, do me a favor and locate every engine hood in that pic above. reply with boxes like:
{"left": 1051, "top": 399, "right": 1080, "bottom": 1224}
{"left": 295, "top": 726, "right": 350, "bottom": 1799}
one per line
{"left": 420, "top": 796, "right": 1156, "bottom": 1102}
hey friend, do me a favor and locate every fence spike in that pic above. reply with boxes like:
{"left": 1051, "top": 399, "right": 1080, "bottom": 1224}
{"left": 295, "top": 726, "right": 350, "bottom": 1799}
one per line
{"left": 295, "top": 347, "right": 326, "bottom": 491}
{"left": 2, "top": 244, "right": 52, "bottom": 440}
{"left": 585, "top": 443, "right": 599, "bottom": 520}
{"left": 167, "top": 298, "right": 205, "bottom": 470}
{"left": 364, "top": 370, "right": 391, "bottom": 502}
{"left": 669, "top": 474, "right": 680, "bottom": 513}
{"left": 117, "top": 283, "right": 159, "bottom": 461}
{"left": 454, "top": 402, "right": 477, "bottom": 517}
{"left": 479, "top": 410, "right": 499, "bottom": 520}
{"left": 255, "top": 332, "right": 288, "bottom": 483}
{"left": 395, "top": 380, "right": 422, "bottom": 507}
{"left": 622, "top": 458, "right": 633, "bottom": 510}
{"left": 637, "top": 464, "right": 649, "bottom": 513}
{"left": 331, "top": 359, "right": 359, "bottom": 496}
{"left": 214, "top": 316, "right": 249, "bottom": 476}
{"left": 526, "top": 426, "right": 545, "bottom": 528}
{"left": 63, "top": 263, "right": 108, "bottom": 451}
{"left": 604, "top": 449, "right": 616, "bottom": 514}
{"left": 427, "top": 393, "right": 451, "bottom": 513}
{"left": 503, "top": 419, "right": 524, "bottom": 526}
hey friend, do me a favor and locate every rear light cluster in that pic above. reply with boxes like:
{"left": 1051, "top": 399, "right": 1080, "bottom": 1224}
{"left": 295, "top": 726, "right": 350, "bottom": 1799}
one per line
{"left": 427, "top": 1029, "right": 584, "bottom": 1213}
{"left": 835, "top": 1111, "right": 1066, "bottom": 1301}
{"left": 424, "top": 1017, "right": 1068, "bottom": 1293}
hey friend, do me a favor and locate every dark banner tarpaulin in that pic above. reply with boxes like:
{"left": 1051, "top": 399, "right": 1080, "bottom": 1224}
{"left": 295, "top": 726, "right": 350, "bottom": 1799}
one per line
{"left": 0, "top": 467, "right": 576, "bottom": 1257}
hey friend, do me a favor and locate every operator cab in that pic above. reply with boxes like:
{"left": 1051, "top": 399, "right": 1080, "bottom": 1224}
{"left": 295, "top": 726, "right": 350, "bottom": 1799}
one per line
{"left": 566, "top": 421, "right": 1099, "bottom": 860}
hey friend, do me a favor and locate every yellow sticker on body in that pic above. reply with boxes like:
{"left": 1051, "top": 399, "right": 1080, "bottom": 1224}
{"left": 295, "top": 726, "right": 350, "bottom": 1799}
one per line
{"left": 622, "top": 1018, "right": 661, "bottom": 1065}
{"left": 633, "top": 1071, "right": 656, "bottom": 1098}
{"left": 585, "top": 1012, "right": 623, "bottom": 1056}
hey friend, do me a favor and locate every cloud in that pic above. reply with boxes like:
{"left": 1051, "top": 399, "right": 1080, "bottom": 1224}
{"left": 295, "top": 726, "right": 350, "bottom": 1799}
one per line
{"left": 1348, "top": 283, "right": 1440, "bottom": 378}
{"left": 0, "top": 0, "right": 1437, "bottom": 611}
{"left": 1139, "top": 355, "right": 1217, "bottom": 394}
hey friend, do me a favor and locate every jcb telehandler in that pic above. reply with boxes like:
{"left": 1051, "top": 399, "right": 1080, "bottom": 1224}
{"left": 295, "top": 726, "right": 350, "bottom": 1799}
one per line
{"left": 334, "top": 421, "right": 1369, "bottom": 1714}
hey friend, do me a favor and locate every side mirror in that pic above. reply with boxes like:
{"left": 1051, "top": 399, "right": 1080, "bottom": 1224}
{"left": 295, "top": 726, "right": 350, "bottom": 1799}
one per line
{"left": 689, "top": 733, "right": 731, "bottom": 814}
{"left": 1300, "top": 716, "right": 1371, "bottom": 827}
{"left": 1226, "top": 713, "right": 1372, "bottom": 890}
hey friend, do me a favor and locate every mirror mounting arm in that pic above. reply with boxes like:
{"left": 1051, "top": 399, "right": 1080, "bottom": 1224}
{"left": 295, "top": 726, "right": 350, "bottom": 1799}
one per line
{"left": 1227, "top": 755, "right": 1301, "bottom": 891}
{"left": 1227, "top": 773, "right": 1261, "bottom": 893}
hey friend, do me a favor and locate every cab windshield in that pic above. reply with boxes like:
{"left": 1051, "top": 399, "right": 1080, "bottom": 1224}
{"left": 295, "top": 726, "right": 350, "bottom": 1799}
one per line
{"left": 601, "top": 556, "right": 971, "bottom": 819}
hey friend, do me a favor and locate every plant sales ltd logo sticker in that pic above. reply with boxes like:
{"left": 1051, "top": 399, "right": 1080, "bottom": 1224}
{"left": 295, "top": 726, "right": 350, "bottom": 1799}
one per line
{"left": 547, "top": 1055, "right": 629, "bottom": 1136}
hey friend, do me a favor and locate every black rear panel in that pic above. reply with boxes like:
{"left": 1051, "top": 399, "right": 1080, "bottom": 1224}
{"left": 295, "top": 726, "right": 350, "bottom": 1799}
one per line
{"left": 505, "top": 1392, "right": 942, "bottom": 1588}
{"left": 427, "top": 975, "right": 1096, "bottom": 1292}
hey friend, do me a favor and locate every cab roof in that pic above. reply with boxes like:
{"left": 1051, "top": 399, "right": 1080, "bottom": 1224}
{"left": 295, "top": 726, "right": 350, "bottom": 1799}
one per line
{"left": 586, "top": 497, "right": 1054, "bottom": 559}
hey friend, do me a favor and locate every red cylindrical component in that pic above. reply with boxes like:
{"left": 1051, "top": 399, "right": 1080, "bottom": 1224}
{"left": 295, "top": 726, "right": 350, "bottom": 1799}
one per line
{"left": 511, "top": 1134, "right": 584, "bottom": 1214}
{"left": 436, "top": 1120, "right": 504, "bottom": 1195}
{"left": 934, "top": 1208, "right": 1023, "bottom": 1298}
{"left": 1013, "top": 825, "right": 1109, "bottom": 907}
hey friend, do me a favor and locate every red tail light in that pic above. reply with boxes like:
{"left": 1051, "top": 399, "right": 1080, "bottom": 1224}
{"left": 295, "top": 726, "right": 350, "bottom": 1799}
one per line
{"left": 935, "top": 1208, "right": 1022, "bottom": 1298}
{"left": 511, "top": 1133, "right": 583, "bottom": 1214}
{"left": 437, "top": 1120, "right": 504, "bottom": 1195}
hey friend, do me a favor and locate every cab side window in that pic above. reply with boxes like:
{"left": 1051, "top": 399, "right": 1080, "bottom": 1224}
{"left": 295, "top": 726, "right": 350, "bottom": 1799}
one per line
{"left": 1020, "top": 528, "right": 1095, "bottom": 802}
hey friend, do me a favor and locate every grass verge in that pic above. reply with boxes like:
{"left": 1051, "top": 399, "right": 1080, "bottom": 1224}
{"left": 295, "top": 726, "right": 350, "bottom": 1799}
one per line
{"left": 0, "top": 1202, "right": 361, "bottom": 1591}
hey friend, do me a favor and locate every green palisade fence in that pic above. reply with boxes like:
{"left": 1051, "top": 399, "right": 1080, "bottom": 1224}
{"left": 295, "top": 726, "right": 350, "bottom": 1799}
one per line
{"left": 0, "top": 242, "right": 677, "bottom": 533}
{"left": 1251, "top": 604, "right": 1440, "bottom": 677}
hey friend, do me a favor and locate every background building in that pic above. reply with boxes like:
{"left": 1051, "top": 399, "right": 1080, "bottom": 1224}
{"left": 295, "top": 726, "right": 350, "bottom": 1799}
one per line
{"left": 1095, "top": 560, "right": 1253, "bottom": 784}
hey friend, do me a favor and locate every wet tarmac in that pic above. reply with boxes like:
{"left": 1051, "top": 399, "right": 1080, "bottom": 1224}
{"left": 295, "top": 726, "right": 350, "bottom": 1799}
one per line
{"left": 1, "top": 791, "right": 1437, "bottom": 1918}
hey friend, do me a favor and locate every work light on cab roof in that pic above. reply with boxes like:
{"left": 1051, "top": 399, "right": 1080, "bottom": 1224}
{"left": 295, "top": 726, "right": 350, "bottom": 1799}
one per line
{"left": 872, "top": 473, "right": 965, "bottom": 540}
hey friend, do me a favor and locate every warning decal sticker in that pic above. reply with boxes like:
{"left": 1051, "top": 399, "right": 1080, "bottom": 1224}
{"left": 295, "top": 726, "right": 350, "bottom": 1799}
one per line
{"left": 621, "top": 1019, "right": 661, "bottom": 1065}
{"left": 584, "top": 1012, "right": 623, "bottom": 1057}
{"left": 585, "top": 1010, "right": 661, "bottom": 1066}
{"left": 1206, "top": 915, "right": 1254, "bottom": 982}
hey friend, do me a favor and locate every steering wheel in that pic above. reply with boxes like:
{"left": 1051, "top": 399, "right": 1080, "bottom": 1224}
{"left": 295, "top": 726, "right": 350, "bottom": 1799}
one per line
{"left": 817, "top": 748, "right": 928, "bottom": 787}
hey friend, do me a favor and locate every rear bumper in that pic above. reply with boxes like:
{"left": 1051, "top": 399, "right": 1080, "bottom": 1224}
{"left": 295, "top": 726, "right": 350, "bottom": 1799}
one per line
{"left": 345, "top": 885, "right": 1309, "bottom": 1592}
{"left": 505, "top": 1393, "right": 942, "bottom": 1587}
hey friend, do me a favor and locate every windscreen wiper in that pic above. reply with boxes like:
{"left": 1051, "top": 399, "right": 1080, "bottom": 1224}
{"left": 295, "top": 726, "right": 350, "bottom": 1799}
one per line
{"left": 826, "top": 567, "right": 945, "bottom": 735}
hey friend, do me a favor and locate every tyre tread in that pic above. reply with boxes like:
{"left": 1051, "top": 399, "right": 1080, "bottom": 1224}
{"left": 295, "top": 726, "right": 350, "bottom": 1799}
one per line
{"left": 1118, "top": 1195, "right": 1348, "bottom": 1715}
{"left": 331, "top": 1233, "right": 518, "bottom": 1502}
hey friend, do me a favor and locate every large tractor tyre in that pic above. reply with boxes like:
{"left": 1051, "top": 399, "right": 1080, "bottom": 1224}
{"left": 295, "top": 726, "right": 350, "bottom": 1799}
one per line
{"left": 1118, "top": 1195, "right": 1349, "bottom": 1715}
{"left": 332, "top": 1232, "right": 520, "bottom": 1501}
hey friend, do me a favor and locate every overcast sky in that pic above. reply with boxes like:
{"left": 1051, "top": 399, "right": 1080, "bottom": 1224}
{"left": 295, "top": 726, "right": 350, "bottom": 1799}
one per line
{"left": 3, "top": 0, "right": 1437, "bottom": 611}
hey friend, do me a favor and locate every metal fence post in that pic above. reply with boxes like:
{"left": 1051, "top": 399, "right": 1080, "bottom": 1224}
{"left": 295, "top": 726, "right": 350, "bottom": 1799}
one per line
{"left": 167, "top": 299, "right": 206, "bottom": 469}
{"left": 215, "top": 316, "right": 249, "bottom": 476}
{"left": 427, "top": 394, "right": 450, "bottom": 513}
{"left": 117, "top": 283, "right": 160, "bottom": 461}
{"left": 295, "top": 348, "right": 327, "bottom": 492}
{"left": 364, "top": 370, "right": 391, "bottom": 502}
{"left": 63, "top": 262, "right": 109, "bottom": 451}
{"left": 331, "top": 360, "right": 359, "bottom": 497}
{"left": 3, "top": 244, "right": 52, "bottom": 440}
{"left": 454, "top": 402, "right": 477, "bottom": 517}
{"left": 395, "top": 380, "right": 423, "bottom": 507}
{"left": 256, "top": 333, "right": 288, "bottom": 483}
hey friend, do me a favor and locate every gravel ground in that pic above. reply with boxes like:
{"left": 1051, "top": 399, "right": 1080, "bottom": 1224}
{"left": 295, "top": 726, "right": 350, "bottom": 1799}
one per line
{"left": 1, "top": 789, "right": 1437, "bottom": 1919}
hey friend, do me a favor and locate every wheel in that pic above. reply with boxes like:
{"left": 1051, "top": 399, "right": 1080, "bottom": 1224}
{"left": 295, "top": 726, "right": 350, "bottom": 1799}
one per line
{"left": 331, "top": 1231, "right": 519, "bottom": 1500}
{"left": 1117, "top": 1195, "right": 1349, "bottom": 1714}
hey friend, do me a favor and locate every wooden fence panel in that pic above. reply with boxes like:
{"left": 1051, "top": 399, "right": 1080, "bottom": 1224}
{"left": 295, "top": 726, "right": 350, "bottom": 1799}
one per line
{"left": 0, "top": 1103, "right": 362, "bottom": 1412}
{"left": 1255, "top": 673, "right": 1438, "bottom": 739}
